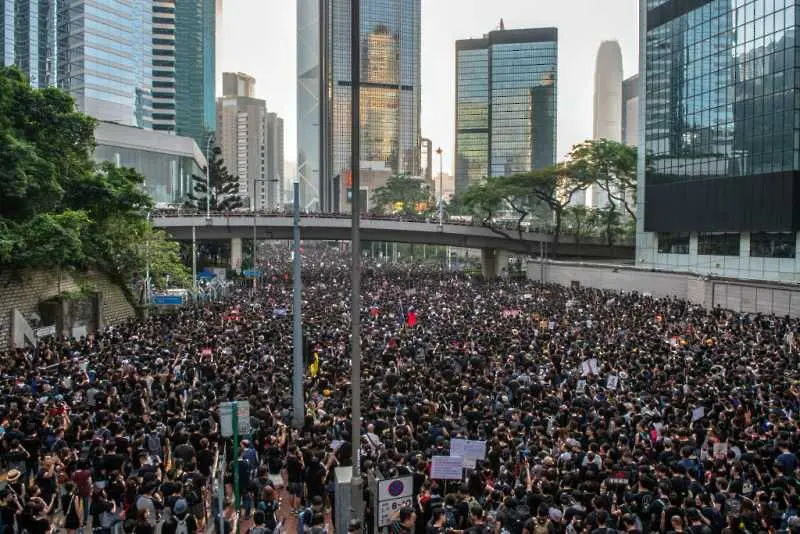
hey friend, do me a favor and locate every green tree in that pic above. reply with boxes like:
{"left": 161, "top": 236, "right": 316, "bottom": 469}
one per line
{"left": 0, "top": 66, "right": 189, "bottom": 299}
{"left": 372, "top": 174, "right": 434, "bottom": 216}
{"left": 564, "top": 204, "right": 596, "bottom": 245}
{"left": 460, "top": 177, "right": 507, "bottom": 227}
{"left": 515, "top": 165, "right": 592, "bottom": 256}
{"left": 588, "top": 206, "right": 624, "bottom": 247}
{"left": 569, "top": 138, "right": 639, "bottom": 221}
{"left": 186, "top": 146, "right": 244, "bottom": 212}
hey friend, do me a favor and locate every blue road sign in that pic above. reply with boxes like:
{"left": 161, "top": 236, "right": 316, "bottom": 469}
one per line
{"left": 152, "top": 294, "right": 183, "bottom": 305}
{"left": 242, "top": 269, "right": 260, "bottom": 278}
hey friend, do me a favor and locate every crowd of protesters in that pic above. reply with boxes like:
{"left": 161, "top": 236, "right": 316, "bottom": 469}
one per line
{"left": 0, "top": 245, "right": 799, "bottom": 534}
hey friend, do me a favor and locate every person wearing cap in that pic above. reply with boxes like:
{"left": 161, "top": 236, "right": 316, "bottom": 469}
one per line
{"left": 161, "top": 498, "right": 197, "bottom": 534}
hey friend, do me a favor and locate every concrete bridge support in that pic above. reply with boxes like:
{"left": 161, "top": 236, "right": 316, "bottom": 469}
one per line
{"left": 231, "top": 238, "right": 242, "bottom": 272}
{"left": 480, "top": 248, "right": 510, "bottom": 278}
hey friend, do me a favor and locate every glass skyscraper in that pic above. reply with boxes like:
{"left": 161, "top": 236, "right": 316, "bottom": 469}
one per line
{"left": 455, "top": 28, "right": 558, "bottom": 195}
{"left": 55, "top": 0, "right": 153, "bottom": 128}
{"left": 1, "top": 0, "right": 57, "bottom": 88}
{"left": 175, "top": 0, "right": 215, "bottom": 149}
{"left": 639, "top": 0, "right": 800, "bottom": 282}
{"left": 297, "top": 0, "right": 421, "bottom": 212}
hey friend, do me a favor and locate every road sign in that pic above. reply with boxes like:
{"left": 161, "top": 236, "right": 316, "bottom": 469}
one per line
{"left": 219, "top": 401, "right": 251, "bottom": 437}
{"left": 375, "top": 475, "right": 413, "bottom": 527}
{"left": 378, "top": 475, "right": 412, "bottom": 501}
{"left": 378, "top": 497, "right": 414, "bottom": 527}
{"left": 35, "top": 325, "right": 56, "bottom": 338}
{"left": 242, "top": 269, "right": 260, "bottom": 278}
{"left": 152, "top": 294, "right": 183, "bottom": 305}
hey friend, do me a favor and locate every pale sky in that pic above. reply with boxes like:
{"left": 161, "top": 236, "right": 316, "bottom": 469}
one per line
{"left": 218, "top": 0, "right": 639, "bottom": 174}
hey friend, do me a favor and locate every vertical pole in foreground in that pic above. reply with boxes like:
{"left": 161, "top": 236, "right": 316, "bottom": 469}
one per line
{"left": 292, "top": 181, "right": 304, "bottom": 429}
{"left": 218, "top": 444, "right": 225, "bottom": 534}
{"left": 252, "top": 210, "right": 257, "bottom": 293}
{"left": 350, "top": 0, "right": 363, "bottom": 523}
{"left": 232, "top": 403, "right": 240, "bottom": 532}
{"left": 192, "top": 225, "right": 197, "bottom": 292}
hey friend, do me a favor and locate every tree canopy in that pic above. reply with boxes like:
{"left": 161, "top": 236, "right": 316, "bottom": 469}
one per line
{"left": 459, "top": 138, "right": 641, "bottom": 255}
{"left": 0, "top": 67, "right": 188, "bottom": 292}
{"left": 185, "top": 146, "right": 244, "bottom": 212}
{"left": 372, "top": 174, "right": 434, "bottom": 216}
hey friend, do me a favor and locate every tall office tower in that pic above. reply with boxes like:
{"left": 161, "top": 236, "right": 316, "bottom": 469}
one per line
{"left": 152, "top": 0, "right": 175, "bottom": 132}
{"left": 266, "top": 112, "right": 285, "bottom": 210}
{"left": 587, "top": 40, "right": 624, "bottom": 209}
{"left": 297, "top": 0, "right": 422, "bottom": 212}
{"left": 454, "top": 27, "right": 557, "bottom": 195}
{"left": 175, "top": 0, "right": 215, "bottom": 148}
{"left": 621, "top": 74, "right": 638, "bottom": 147}
{"left": 638, "top": 0, "right": 800, "bottom": 282}
{"left": 55, "top": 0, "right": 153, "bottom": 128}
{"left": 593, "top": 40, "right": 623, "bottom": 142}
{"left": 216, "top": 72, "right": 267, "bottom": 210}
{"left": 0, "top": 0, "right": 57, "bottom": 88}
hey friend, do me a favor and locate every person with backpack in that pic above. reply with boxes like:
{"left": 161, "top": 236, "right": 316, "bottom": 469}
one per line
{"left": 464, "top": 506, "right": 491, "bottom": 534}
{"left": 161, "top": 499, "right": 197, "bottom": 534}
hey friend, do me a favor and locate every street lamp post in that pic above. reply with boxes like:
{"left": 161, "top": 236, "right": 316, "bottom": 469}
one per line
{"left": 350, "top": 0, "right": 363, "bottom": 522}
{"left": 436, "top": 147, "right": 444, "bottom": 228}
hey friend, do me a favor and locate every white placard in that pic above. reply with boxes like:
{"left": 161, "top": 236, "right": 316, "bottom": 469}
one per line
{"left": 548, "top": 321, "right": 555, "bottom": 330}
{"left": 378, "top": 497, "right": 414, "bottom": 527}
{"left": 581, "top": 358, "right": 599, "bottom": 376}
{"left": 378, "top": 475, "right": 413, "bottom": 501}
{"left": 71, "top": 325, "right": 87, "bottom": 340}
{"left": 606, "top": 374, "right": 618, "bottom": 390}
{"left": 450, "top": 439, "right": 486, "bottom": 468}
{"left": 713, "top": 442, "right": 728, "bottom": 460}
{"left": 430, "top": 455, "right": 463, "bottom": 480}
{"left": 691, "top": 406, "right": 705, "bottom": 422}
{"left": 576, "top": 380, "right": 586, "bottom": 394}
{"left": 219, "top": 401, "right": 251, "bottom": 437}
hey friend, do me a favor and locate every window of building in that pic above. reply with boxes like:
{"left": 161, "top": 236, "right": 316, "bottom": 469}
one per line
{"left": 750, "top": 232, "right": 796, "bottom": 258}
{"left": 657, "top": 232, "right": 690, "bottom": 254}
{"left": 698, "top": 233, "right": 740, "bottom": 256}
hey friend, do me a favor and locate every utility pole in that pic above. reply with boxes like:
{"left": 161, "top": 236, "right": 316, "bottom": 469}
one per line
{"left": 292, "top": 180, "right": 304, "bottom": 428}
{"left": 350, "top": 0, "right": 363, "bottom": 523}
{"left": 192, "top": 225, "right": 197, "bottom": 292}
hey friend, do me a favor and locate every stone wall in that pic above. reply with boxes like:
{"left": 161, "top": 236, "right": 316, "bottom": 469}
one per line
{"left": 527, "top": 260, "right": 800, "bottom": 317}
{"left": 0, "top": 270, "right": 136, "bottom": 348}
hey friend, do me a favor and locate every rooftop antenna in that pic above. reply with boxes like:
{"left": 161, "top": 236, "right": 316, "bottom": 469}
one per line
{"left": 499, "top": 18, "right": 505, "bottom": 30}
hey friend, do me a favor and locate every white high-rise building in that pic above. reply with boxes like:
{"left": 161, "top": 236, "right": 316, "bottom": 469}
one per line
{"left": 217, "top": 72, "right": 267, "bottom": 209}
{"left": 588, "top": 40, "right": 624, "bottom": 209}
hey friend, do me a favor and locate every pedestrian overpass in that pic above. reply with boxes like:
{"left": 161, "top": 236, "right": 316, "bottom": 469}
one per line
{"left": 152, "top": 213, "right": 634, "bottom": 277}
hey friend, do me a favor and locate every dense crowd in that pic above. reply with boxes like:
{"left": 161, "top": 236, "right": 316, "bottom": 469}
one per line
{"left": 1, "top": 246, "right": 799, "bottom": 534}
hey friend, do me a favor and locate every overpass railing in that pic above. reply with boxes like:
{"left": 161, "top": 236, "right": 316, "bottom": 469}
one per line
{"left": 152, "top": 209, "right": 575, "bottom": 236}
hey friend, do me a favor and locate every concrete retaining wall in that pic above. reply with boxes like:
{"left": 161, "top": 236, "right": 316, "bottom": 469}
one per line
{"left": 527, "top": 261, "right": 800, "bottom": 317}
{"left": 0, "top": 270, "right": 136, "bottom": 348}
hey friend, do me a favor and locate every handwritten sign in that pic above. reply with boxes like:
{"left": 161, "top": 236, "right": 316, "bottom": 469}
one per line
{"left": 430, "top": 456, "right": 463, "bottom": 480}
{"left": 450, "top": 439, "right": 486, "bottom": 469}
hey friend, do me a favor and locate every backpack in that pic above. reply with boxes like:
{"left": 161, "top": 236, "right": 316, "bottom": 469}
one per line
{"left": 508, "top": 505, "right": 531, "bottom": 534}
{"left": 147, "top": 433, "right": 162, "bottom": 455}
{"left": 249, "top": 527, "right": 269, "bottom": 534}
{"left": 444, "top": 506, "right": 459, "bottom": 529}
{"left": 175, "top": 517, "right": 189, "bottom": 534}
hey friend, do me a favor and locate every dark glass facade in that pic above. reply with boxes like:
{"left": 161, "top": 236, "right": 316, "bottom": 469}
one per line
{"left": 455, "top": 28, "right": 557, "bottom": 195}
{"left": 328, "top": 0, "right": 421, "bottom": 201}
{"left": 644, "top": 0, "right": 800, "bottom": 233}
{"left": 175, "top": 0, "right": 215, "bottom": 148}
